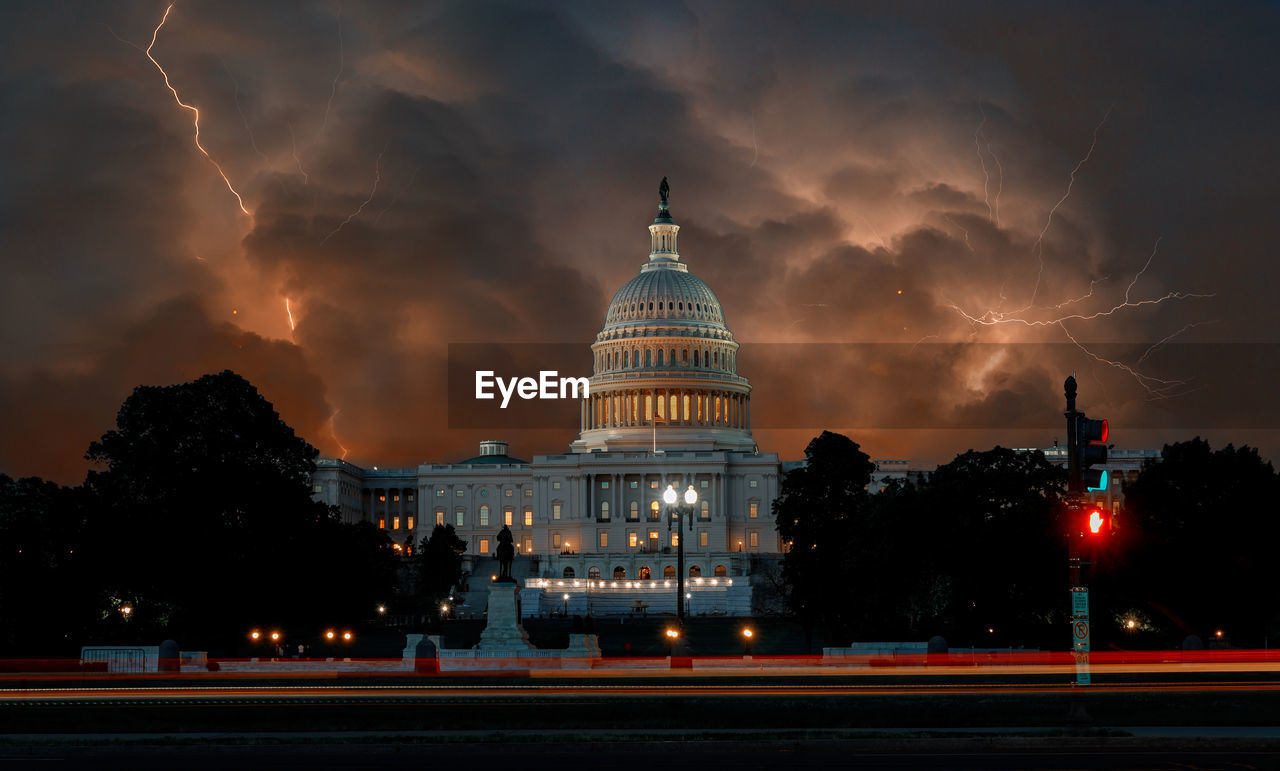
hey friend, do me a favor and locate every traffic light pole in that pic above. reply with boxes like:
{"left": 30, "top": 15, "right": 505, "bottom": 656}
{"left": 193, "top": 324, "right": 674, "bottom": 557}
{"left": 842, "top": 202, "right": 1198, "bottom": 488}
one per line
{"left": 1064, "top": 376, "right": 1092, "bottom": 722}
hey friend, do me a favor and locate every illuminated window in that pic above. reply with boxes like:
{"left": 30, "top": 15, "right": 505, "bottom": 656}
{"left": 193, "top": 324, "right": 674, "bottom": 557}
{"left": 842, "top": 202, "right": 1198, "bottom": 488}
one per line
{"left": 379, "top": 495, "right": 386, "bottom": 503}
{"left": 504, "top": 508, "right": 513, "bottom": 527}
{"left": 613, "top": 566, "right": 626, "bottom": 579}
{"left": 664, "top": 565, "right": 676, "bottom": 578}
{"left": 313, "top": 484, "right": 323, "bottom": 494}
{"left": 714, "top": 565, "right": 727, "bottom": 577}
{"left": 639, "top": 566, "right": 651, "bottom": 579}
{"left": 407, "top": 516, "right": 415, "bottom": 530}
{"left": 671, "top": 532, "right": 679, "bottom": 547}
{"left": 628, "top": 501, "right": 639, "bottom": 521}
{"left": 378, "top": 517, "right": 386, "bottom": 529}
{"left": 479, "top": 538, "right": 489, "bottom": 554}
{"left": 600, "top": 501, "right": 610, "bottom": 521}
{"left": 553, "top": 533, "right": 562, "bottom": 548}
{"left": 552, "top": 502, "right": 562, "bottom": 520}
{"left": 699, "top": 531, "right": 708, "bottom": 548}
{"left": 522, "top": 537, "right": 533, "bottom": 553}
{"left": 629, "top": 532, "right": 638, "bottom": 548}
{"left": 455, "top": 509, "right": 464, "bottom": 527}
{"left": 600, "top": 480, "right": 610, "bottom": 489}
{"left": 650, "top": 480, "right": 658, "bottom": 489}
{"left": 749, "top": 501, "right": 759, "bottom": 519}
{"left": 700, "top": 480, "right": 709, "bottom": 488}
{"left": 525, "top": 488, "right": 532, "bottom": 497}
{"left": 552, "top": 481, "right": 561, "bottom": 490}
{"left": 456, "top": 489, "right": 463, "bottom": 497}
{"left": 480, "top": 505, "right": 490, "bottom": 527}
{"left": 649, "top": 500, "right": 660, "bottom": 520}
{"left": 689, "top": 565, "right": 701, "bottom": 577}
{"left": 749, "top": 531, "right": 758, "bottom": 548}
{"left": 523, "top": 508, "right": 533, "bottom": 526}
{"left": 407, "top": 493, "right": 415, "bottom": 502}
{"left": 598, "top": 532, "right": 608, "bottom": 548}
{"left": 435, "top": 509, "right": 444, "bottom": 526}
{"left": 699, "top": 501, "right": 710, "bottom": 520}
{"left": 648, "top": 530, "right": 659, "bottom": 544}
{"left": 630, "top": 480, "right": 638, "bottom": 488}
{"left": 392, "top": 494, "right": 400, "bottom": 502}
{"left": 505, "top": 488, "right": 513, "bottom": 497}
{"left": 393, "top": 516, "right": 400, "bottom": 530}
{"left": 588, "top": 566, "right": 601, "bottom": 579}
{"left": 436, "top": 489, "right": 445, "bottom": 497}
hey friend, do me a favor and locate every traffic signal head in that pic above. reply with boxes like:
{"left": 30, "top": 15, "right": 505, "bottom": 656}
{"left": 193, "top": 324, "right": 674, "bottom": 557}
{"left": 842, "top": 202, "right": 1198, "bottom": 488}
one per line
{"left": 1075, "top": 414, "right": 1109, "bottom": 491}
{"left": 1087, "top": 508, "right": 1105, "bottom": 534}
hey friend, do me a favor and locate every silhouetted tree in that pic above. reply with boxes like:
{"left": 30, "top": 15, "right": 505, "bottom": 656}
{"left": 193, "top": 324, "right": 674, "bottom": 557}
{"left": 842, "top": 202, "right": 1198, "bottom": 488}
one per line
{"left": 417, "top": 524, "right": 466, "bottom": 612}
{"left": 82, "top": 370, "right": 397, "bottom": 649}
{"left": 774, "top": 431, "right": 876, "bottom": 646}
{"left": 0, "top": 476, "right": 93, "bottom": 655}
{"left": 1111, "top": 438, "right": 1280, "bottom": 646}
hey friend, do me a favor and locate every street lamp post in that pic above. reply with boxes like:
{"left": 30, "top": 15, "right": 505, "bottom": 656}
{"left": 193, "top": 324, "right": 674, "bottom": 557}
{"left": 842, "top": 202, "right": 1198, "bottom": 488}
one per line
{"left": 663, "top": 484, "right": 698, "bottom": 627}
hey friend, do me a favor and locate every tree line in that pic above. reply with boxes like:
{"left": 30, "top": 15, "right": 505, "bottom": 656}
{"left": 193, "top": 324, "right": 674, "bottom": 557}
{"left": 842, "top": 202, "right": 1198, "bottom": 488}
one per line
{"left": 0, "top": 371, "right": 465, "bottom": 656}
{"left": 775, "top": 431, "right": 1279, "bottom": 651}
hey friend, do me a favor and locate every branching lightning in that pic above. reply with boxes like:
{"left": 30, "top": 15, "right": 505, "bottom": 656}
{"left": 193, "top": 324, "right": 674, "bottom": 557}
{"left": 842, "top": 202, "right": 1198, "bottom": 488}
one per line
{"left": 321, "top": 142, "right": 388, "bottom": 244}
{"left": 1022, "top": 103, "right": 1113, "bottom": 309}
{"left": 328, "top": 409, "right": 350, "bottom": 460}
{"left": 145, "top": 4, "right": 251, "bottom": 216}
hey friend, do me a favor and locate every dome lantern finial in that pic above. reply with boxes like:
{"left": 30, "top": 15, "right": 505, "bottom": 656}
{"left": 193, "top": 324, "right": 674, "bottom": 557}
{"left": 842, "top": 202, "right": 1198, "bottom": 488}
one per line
{"left": 648, "top": 176, "right": 681, "bottom": 267}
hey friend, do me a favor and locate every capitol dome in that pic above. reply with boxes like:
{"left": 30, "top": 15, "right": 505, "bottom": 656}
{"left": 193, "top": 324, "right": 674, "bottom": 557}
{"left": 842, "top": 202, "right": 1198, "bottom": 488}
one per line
{"left": 571, "top": 180, "right": 755, "bottom": 453}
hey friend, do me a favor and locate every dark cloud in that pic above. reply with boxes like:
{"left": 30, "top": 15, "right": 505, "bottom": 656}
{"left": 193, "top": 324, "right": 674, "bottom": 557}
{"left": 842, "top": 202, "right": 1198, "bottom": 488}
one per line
{"left": 0, "top": 0, "right": 1276, "bottom": 482}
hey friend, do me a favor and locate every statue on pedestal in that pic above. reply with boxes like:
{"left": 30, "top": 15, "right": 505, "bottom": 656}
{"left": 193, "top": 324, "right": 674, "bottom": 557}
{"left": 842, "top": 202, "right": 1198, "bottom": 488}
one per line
{"left": 496, "top": 524, "right": 515, "bottom": 582}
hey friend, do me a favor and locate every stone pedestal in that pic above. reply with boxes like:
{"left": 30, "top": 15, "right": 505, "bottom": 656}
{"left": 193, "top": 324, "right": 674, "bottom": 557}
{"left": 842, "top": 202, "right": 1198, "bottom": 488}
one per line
{"left": 476, "top": 580, "right": 534, "bottom": 652}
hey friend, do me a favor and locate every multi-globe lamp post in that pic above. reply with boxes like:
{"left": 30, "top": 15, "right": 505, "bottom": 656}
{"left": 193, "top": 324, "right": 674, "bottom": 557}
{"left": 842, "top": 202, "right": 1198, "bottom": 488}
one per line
{"left": 662, "top": 483, "right": 698, "bottom": 626}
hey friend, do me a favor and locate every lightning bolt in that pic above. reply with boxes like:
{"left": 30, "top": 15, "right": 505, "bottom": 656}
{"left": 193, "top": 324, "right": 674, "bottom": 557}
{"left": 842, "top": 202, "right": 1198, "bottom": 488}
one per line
{"left": 1023, "top": 104, "right": 1113, "bottom": 309}
{"left": 220, "top": 57, "right": 269, "bottom": 163}
{"left": 1135, "top": 320, "right": 1218, "bottom": 366}
{"left": 329, "top": 409, "right": 349, "bottom": 460}
{"left": 974, "top": 100, "right": 994, "bottom": 224}
{"left": 286, "top": 121, "right": 310, "bottom": 185}
{"left": 285, "top": 297, "right": 296, "bottom": 332}
{"left": 320, "top": 142, "right": 388, "bottom": 245}
{"left": 320, "top": 3, "right": 344, "bottom": 133}
{"left": 145, "top": 4, "right": 251, "bottom": 216}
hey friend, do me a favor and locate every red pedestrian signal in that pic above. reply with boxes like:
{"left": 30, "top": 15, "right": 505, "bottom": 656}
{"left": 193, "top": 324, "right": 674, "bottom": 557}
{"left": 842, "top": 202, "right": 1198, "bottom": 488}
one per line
{"left": 1087, "top": 508, "right": 1105, "bottom": 534}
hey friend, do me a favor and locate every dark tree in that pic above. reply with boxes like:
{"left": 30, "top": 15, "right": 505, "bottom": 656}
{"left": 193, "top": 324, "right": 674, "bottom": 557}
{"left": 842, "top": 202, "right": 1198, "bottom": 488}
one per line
{"left": 774, "top": 431, "right": 876, "bottom": 645}
{"left": 905, "top": 447, "right": 1068, "bottom": 647}
{"left": 0, "top": 476, "right": 94, "bottom": 655}
{"left": 82, "top": 370, "right": 397, "bottom": 649}
{"left": 1113, "top": 438, "right": 1280, "bottom": 646}
{"left": 416, "top": 524, "right": 466, "bottom": 611}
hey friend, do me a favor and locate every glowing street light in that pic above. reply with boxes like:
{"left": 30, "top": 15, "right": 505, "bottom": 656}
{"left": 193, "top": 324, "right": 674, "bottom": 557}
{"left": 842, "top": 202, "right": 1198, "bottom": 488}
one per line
{"left": 742, "top": 627, "right": 755, "bottom": 657}
{"left": 249, "top": 630, "right": 260, "bottom": 641}
{"left": 325, "top": 630, "right": 336, "bottom": 640}
{"left": 663, "top": 483, "right": 698, "bottom": 626}
{"left": 119, "top": 605, "right": 133, "bottom": 618}
{"left": 343, "top": 631, "right": 353, "bottom": 641}
{"left": 376, "top": 604, "right": 387, "bottom": 615}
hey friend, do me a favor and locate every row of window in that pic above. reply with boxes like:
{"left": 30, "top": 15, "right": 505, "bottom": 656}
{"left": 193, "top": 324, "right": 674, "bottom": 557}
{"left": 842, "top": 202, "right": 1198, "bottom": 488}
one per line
{"left": 435, "top": 487, "right": 536, "bottom": 498}
{"left": 597, "top": 345, "right": 734, "bottom": 371}
{"left": 590, "top": 530, "right": 759, "bottom": 549}
{"left": 567, "top": 565, "right": 729, "bottom": 580}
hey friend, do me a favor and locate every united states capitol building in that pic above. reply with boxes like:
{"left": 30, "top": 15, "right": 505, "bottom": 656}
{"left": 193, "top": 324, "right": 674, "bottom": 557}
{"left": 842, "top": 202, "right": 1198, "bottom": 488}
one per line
{"left": 312, "top": 183, "right": 782, "bottom": 616}
{"left": 310, "top": 182, "right": 1160, "bottom": 617}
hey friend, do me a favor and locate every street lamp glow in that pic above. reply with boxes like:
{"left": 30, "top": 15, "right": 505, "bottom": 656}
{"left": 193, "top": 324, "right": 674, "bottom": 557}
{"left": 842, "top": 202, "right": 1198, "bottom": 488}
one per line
{"left": 343, "top": 631, "right": 353, "bottom": 641}
{"left": 250, "top": 630, "right": 260, "bottom": 640}
{"left": 742, "top": 628, "right": 754, "bottom": 638}
{"left": 563, "top": 594, "right": 570, "bottom": 600}
{"left": 684, "top": 486, "right": 697, "bottom": 505}
{"left": 665, "top": 628, "right": 680, "bottom": 639}
{"left": 119, "top": 605, "right": 133, "bottom": 617}
{"left": 325, "top": 630, "right": 335, "bottom": 640}
{"left": 270, "top": 631, "right": 280, "bottom": 641}
{"left": 441, "top": 603, "right": 450, "bottom": 613}
{"left": 1126, "top": 619, "right": 1136, "bottom": 629}
{"left": 376, "top": 605, "right": 386, "bottom": 614}
{"left": 663, "top": 485, "right": 677, "bottom": 505}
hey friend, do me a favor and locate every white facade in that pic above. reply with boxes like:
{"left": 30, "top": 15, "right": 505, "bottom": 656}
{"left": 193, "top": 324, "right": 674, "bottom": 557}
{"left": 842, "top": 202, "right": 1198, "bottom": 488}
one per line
{"left": 311, "top": 185, "right": 785, "bottom": 611}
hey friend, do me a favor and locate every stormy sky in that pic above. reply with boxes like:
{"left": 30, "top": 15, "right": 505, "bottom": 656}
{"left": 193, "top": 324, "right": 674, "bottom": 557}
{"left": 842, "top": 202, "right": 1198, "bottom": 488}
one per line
{"left": 1, "top": 0, "right": 1277, "bottom": 483}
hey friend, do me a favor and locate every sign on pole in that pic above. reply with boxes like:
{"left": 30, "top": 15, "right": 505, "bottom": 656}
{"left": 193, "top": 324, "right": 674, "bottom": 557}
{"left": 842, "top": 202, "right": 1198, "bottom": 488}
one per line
{"left": 1070, "top": 586, "right": 1091, "bottom": 686}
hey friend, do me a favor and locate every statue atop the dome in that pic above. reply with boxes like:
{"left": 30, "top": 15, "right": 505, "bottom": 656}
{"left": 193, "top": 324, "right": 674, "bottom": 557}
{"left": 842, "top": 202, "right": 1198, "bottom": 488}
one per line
{"left": 659, "top": 176, "right": 670, "bottom": 205}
